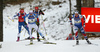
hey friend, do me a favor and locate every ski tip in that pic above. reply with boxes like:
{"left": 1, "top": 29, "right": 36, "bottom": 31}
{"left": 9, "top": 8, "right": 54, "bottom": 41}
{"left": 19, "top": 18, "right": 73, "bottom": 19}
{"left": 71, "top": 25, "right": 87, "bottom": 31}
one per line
{"left": 43, "top": 42, "right": 57, "bottom": 45}
{"left": 25, "top": 43, "right": 33, "bottom": 46}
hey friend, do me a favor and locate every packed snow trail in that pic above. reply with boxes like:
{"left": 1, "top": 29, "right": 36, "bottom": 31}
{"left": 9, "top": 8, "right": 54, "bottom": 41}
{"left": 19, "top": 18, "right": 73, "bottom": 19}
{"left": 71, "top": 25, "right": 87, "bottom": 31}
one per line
{"left": 0, "top": 40, "right": 100, "bottom": 52}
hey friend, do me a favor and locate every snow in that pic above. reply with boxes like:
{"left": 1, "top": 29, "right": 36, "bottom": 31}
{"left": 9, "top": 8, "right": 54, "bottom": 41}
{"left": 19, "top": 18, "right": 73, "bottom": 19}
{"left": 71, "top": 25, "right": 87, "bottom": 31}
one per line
{"left": 1, "top": 0, "right": 100, "bottom": 52}
{"left": 0, "top": 40, "right": 100, "bottom": 52}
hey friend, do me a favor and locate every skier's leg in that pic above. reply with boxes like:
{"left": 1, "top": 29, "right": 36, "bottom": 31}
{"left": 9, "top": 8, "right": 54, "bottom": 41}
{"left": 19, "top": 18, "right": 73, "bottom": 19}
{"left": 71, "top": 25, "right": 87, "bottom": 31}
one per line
{"left": 73, "top": 26, "right": 78, "bottom": 39}
{"left": 33, "top": 24, "right": 45, "bottom": 38}
{"left": 23, "top": 22, "right": 30, "bottom": 35}
{"left": 28, "top": 24, "right": 33, "bottom": 44}
{"left": 36, "top": 22, "right": 40, "bottom": 41}
{"left": 80, "top": 26, "right": 91, "bottom": 44}
{"left": 37, "top": 32, "right": 40, "bottom": 41}
{"left": 28, "top": 24, "right": 33, "bottom": 38}
{"left": 80, "top": 26, "right": 87, "bottom": 39}
{"left": 73, "top": 26, "right": 79, "bottom": 45}
{"left": 17, "top": 22, "right": 22, "bottom": 41}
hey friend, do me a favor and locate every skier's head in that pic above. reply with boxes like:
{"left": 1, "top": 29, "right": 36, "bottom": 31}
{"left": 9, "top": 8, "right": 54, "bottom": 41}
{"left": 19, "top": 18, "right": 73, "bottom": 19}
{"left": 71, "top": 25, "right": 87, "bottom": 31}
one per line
{"left": 29, "top": 10, "right": 33, "bottom": 15}
{"left": 35, "top": 7, "right": 39, "bottom": 11}
{"left": 69, "top": 33, "right": 72, "bottom": 37}
{"left": 20, "top": 8, "right": 24, "bottom": 10}
{"left": 75, "top": 11, "right": 79, "bottom": 17}
{"left": 20, "top": 9, "right": 24, "bottom": 14}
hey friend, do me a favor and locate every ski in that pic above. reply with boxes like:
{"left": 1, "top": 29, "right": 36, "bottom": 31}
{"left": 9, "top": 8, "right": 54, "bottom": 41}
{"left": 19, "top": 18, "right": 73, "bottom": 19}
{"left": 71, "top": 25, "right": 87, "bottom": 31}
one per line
{"left": 85, "top": 43, "right": 99, "bottom": 46}
{"left": 92, "top": 43, "right": 98, "bottom": 46}
{"left": 73, "top": 43, "right": 99, "bottom": 47}
{"left": 25, "top": 43, "right": 33, "bottom": 46}
{"left": 72, "top": 44, "right": 79, "bottom": 47}
{"left": 19, "top": 38, "right": 44, "bottom": 41}
{"left": 43, "top": 42, "right": 56, "bottom": 45}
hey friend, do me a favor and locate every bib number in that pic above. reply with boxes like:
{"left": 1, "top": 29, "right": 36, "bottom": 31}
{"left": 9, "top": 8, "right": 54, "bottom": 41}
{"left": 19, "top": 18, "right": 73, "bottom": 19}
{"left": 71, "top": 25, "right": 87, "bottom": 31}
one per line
{"left": 74, "top": 20, "right": 81, "bottom": 23}
{"left": 28, "top": 19, "right": 35, "bottom": 23}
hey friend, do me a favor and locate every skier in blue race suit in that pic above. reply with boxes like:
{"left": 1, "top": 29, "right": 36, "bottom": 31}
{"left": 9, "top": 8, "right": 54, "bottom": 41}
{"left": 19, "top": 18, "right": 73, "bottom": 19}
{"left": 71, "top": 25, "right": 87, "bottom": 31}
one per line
{"left": 25, "top": 11, "right": 45, "bottom": 44}
{"left": 69, "top": 11, "right": 91, "bottom": 45}
{"left": 33, "top": 7, "right": 45, "bottom": 41}
{"left": 12, "top": 9, "right": 30, "bottom": 42}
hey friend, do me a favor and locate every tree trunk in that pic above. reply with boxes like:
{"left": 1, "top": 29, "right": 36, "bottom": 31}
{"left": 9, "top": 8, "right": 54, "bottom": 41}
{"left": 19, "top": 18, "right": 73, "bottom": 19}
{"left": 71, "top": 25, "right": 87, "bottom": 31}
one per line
{"left": 0, "top": 0, "right": 3, "bottom": 42}
{"left": 82, "top": 0, "right": 94, "bottom": 7}
{"left": 69, "top": 0, "right": 74, "bottom": 35}
{"left": 76, "top": 0, "right": 81, "bottom": 14}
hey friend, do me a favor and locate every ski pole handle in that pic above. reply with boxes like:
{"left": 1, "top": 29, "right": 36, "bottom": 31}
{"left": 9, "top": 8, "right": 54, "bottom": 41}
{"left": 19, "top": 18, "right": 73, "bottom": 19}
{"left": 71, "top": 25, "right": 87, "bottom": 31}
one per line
{"left": 8, "top": 17, "right": 14, "bottom": 22}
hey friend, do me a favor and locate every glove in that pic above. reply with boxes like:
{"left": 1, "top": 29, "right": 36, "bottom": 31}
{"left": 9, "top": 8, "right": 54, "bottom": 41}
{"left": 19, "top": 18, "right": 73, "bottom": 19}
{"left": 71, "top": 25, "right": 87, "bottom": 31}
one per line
{"left": 39, "top": 10, "right": 44, "bottom": 15}
{"left": 83, "top": 23, "right": 85, "bottom": 27}
{"left": 24, "top": 21, "right": 27, "bottom": 25}
{"left": 83, "top": 24, "right": 85, "bottom": 27}
{"left": 12, "top": 17, "right": 14, "bottom": 20}
{"left": 11, "top": 17, "right": 14, "bottom": 22}
{"left": 36, "top": 22, "right": 40, "bottom": 26}
{"left": 12, "top": 20, "right": 14, "bottom": 22}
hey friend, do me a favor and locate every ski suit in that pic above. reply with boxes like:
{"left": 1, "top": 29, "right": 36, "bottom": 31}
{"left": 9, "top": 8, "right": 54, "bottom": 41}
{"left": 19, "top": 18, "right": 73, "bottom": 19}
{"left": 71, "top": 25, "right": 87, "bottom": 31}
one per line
{"left": 70, "top": 14, "right": 87, "bottom": 39}
{"left": 33, "top": 10, "right": 44, "bottom": 39}
{"left": 13, "top": 12, "right": 29, "bottom": 37}
{"left": 25, "top": 13, "right": 44, "bottom": 38}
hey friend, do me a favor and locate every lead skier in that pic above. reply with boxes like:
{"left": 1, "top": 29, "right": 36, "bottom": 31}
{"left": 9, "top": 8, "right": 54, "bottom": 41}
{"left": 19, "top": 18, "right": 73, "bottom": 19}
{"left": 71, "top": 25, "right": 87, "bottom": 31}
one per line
{"left": 25, "top": 11, "right": 45, "bottom": 44}
{"left": 69, "top": 11, "right": 91, "bottom": 45}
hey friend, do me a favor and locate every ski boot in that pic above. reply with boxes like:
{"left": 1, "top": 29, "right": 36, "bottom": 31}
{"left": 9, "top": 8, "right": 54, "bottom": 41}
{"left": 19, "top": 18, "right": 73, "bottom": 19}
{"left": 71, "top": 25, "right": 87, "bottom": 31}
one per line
{"left": 42, "top": 36, "right": 46, "bottom": 41}
{"left": 37, "top": 37, "right": 41, "bottom": 42}
{"left": 27, "top": 37, "right": 35, "bottom": 39}
{"left": 76, "top": 39, "right": 79, "bottom": 45}
{"left": 16, "top": 37, "right": 20, "bottom": 42}
{"left": 30, "top": 38, "right": 33, "bottom": 44}
{"left": 86, "top": 39, "right": 91, "bottom": 44}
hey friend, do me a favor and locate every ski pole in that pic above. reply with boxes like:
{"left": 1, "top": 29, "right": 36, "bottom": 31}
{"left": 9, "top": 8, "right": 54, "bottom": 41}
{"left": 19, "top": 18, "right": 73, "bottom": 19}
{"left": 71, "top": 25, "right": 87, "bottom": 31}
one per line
{"left": 21, "top": 28, "right": 24, "bottom": 33}
{"left": 7, "top": 16, "right": 14, "bottom": 22}
{"left": 41, "top": 15, "right": 48, "bottom": 36}
{"left": 23, "top": 30, "right": 26, "bottom": 37}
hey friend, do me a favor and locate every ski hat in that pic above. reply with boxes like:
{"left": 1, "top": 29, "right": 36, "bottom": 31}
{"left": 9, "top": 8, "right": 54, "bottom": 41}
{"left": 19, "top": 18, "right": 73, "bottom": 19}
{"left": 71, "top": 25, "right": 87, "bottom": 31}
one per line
{"left": 35, "top": 7, "right": 39, "bottom": 10}
{"left": 69, "top": 33, "right": 72, "bottom": 36}
{"left": 20, "top": 10, "right": 24, "bottom": 13}
{"left": 29, "top": 10, "right": 33, "bottom": 14}
{"left": 75, "top": 11, "right": 79, "bottom": 14}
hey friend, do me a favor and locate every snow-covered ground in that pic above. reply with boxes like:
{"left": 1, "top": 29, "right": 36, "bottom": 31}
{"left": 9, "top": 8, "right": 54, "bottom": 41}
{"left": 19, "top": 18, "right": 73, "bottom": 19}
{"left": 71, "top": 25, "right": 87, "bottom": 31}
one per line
{"left": 0, "top": 40, "right": 100, "bottom": 52}
{"left": 1, "top": 0, "right": 100, "bottom": 52}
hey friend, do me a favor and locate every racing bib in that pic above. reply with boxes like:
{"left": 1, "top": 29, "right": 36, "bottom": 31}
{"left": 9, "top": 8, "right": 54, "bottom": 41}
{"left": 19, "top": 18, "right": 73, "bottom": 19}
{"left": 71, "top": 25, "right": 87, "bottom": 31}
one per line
{"left": 74, "top": 20, "right": 81, "bottom": 23}
{"left": 28, "top": 19, "right": 35, "bottom": 23}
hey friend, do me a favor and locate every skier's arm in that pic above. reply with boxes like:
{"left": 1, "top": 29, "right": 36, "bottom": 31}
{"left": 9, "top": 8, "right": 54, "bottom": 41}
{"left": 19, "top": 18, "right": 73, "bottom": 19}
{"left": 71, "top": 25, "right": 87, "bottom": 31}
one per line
{"left": 25, "top": 14, "right": 29, "bottom": 17}
{"left": 81, "top": 15, "right": 85, "bottom": 27}
{"left": 37, "top": 18, "right": 39, "bottom": 22}
{"left": 12, "top": 13, "right": 19, "bottom": 20}
{"left": 35, "top": 14, "right": 40, "bottom": 25}
{"left": 69, "top": 15, "right": 73, "bottom": 25}
{"left": 39, "top": 10, "right": 44, "bottom": 15}
{"left": 69, "top": 17, "right": 72, "bottom": 25}
{"left": 35, "top": 14, "right": 40, "bottom": 22}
